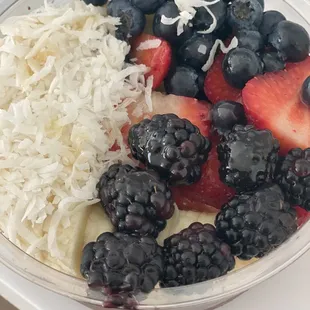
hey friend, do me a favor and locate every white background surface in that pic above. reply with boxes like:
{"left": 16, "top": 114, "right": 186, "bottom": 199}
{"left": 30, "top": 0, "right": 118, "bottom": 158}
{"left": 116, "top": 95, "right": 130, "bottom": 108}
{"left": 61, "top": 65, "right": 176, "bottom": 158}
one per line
{"left": 1, "top": 249, "right": 310, "bottom": 310}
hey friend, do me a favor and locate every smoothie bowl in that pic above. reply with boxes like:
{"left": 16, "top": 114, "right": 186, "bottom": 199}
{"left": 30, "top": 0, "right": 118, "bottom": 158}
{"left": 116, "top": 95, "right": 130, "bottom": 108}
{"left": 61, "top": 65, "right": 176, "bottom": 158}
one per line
{"left": 0, "top": 0, "right": 310, "bottom": 309}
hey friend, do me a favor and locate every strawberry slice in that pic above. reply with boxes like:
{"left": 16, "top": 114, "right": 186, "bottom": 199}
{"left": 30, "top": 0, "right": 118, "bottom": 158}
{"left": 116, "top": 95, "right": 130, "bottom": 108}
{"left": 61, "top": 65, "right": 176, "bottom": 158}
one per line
{"left": 204, "top": 53, "right": 242, "bottom": 104}
{"left": 295, "top": 206, "right": 310, "bottom": 227}
{"left": 242, "top": 56, "right": 310, "bottom": 155}
{"left": 130, "top": 33, "right": 172, "bottom": 90}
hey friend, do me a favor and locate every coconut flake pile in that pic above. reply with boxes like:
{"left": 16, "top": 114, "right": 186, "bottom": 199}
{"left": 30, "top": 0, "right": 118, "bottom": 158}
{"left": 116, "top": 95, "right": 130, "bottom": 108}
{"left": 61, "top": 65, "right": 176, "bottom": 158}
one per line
{"left": 0, "top": 0, "right": 152, "bottom": 258}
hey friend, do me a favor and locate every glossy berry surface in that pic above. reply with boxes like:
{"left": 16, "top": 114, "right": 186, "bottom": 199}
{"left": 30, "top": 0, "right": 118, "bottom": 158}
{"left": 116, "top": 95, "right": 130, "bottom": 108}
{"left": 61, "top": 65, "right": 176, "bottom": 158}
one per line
{"left": 177, "top": 34, "right": 215, "bottom": 71}
{"left": 217, "top": 125, "right": 280, "bottom": 192}
{"left": 259, "top": 10, "right": 286, "bottom": 40}
{"left": 227, "top": 0, "right": 263, "bottom": 31}
{"left": 80, "top": 232, "right": 164, "bottom": 294}
{"left": 130, "top": 0, "right": 166, "bottom": 14}
{"left": 215, "top": 184, "right": 297, "bottom": 260}
{"left": 107, "top": 0, "right": 145, "bottom": 39}
{"left": 261, "top": 52, "right": 286, "bottom": 73}
{"left": 268, "top": 21, "right": 310, "bottom": 62}
{"left": 301, "top": 76, "right": 310, "bottom": 106}
{"left": 222, "top": 48, "right": 263, "bottom": 89}
{"left": 165, "top": 66, "right": 200, "bottom": 98}
{"left": 237, "top": 30, "right": 263, "bottom": 52}
{"left": 211, "top": 100, "right": 247, "bottom": 134}
{"left": 275, "top": 148, "right": 310, "bottom": 210}
{"left": 83, "top": 0, "right": 107, "bottom": 6}
{"left": 129, "top": 114, "right": 211, "bottom": 186}
{"left": 97, "top": 164, "right": 174, "bottom": 237}
{"left": 160, "top": 223, "right": 235, "bottom": 287}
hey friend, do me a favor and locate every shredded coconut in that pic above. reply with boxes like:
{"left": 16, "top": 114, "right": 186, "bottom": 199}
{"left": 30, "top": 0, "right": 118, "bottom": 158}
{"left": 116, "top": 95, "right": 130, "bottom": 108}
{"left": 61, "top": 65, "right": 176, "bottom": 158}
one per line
{"left": 0, "top": 0, "right": 152, "bottom": 258}
{"left": 137, "top": 39, "right": 162, "bottom": 51}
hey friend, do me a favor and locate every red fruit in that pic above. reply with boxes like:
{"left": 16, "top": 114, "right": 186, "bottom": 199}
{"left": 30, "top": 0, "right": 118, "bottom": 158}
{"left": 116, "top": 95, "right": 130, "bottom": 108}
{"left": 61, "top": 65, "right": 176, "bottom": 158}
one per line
{"left": 242, "top": 56, "right": 310, "bottom": 155}
{"left": 130, "top": 33, "right": 172, "bottom": 89}
{"left": 204, "top": 53, "right": 242, "bottom": 104}
{"left": 172, "top": 142, "right": 235, "bottom": 211}
{"left": 295, "top": 206, "right": 310, "bottom": 227}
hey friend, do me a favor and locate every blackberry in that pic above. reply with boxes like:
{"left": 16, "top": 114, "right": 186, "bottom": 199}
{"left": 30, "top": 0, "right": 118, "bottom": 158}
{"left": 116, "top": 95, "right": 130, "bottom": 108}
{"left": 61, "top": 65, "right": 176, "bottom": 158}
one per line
{"left": 215, "top": 184, "right": 297, "bottom": 260}
{"left": 274, "top": 148, "right": 310, "bottom": 210}
{"left": 160, "top": 223, "right": 235, "bottom": 287}
{"left": 217, "top": 125, "right": 280, "bottom": 192}
{"left": 80, "top": 232, "right": 164, "bottom": 294}
{"left": 97, "top": 164, "right": 174, "bottom": 237}
{"left": 128, "top": 114, "right": 211, "bottom": 186}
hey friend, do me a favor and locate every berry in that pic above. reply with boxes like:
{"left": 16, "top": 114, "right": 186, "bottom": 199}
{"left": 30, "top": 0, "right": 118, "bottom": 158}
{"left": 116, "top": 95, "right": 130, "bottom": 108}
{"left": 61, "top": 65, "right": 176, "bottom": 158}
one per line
{"left": 295, "top": 206, "right": 310, "bottom": 227}
{"left": 215, "top": 184, "right": 297, "bottom": 260}
{"left": 83, "top": 0, "right": 107, "bottom": 6}
{"left": 274, "top": 148, "right": 310, "bottom": 211}
{"left": 160, "top": 223, "right": 235, "bottom": 287}
{"left": 107, "top": 0, "right": 145, "bottom": 40}
{"left": 129, "top": 114, "right": 211, "bottom": 186}
{"left": 204, "top": 53, "right": 242, "bottom": 104}
{"left": 130, "top": 33, "right": 172, "bottom": 89}
{"left": 81, "top": 232, "right": 164, "bottom": 294}
{"left": 222, "top": 48, "right": 263, "bottom": 89}
{"left": 268, "top": 21, "right": 310, "bottom": 62}
{"left": 227, "top": 0, "right": 263, "bottom": 32}
{"left": 130, "top": 0, "right": 166, "bottom": 14}
{"left": 217, "top": 125, "right": 280, "bottom": 192}
{"left": 236, "top": 30, "right": 263, "bottom": 52}
{"left": 153, "top": 2, "right": 193, "bottom": 45}
{"left": 261, "top": 52, "right": 285, "bottom": 73}
{"left": 164, "top": 66, "right": 200, "bottom": 98}
{"left": 257, "top": 0, "right": 265, "bottom": 10}
{"left": 177, "top": 34, "right": 215, "bottom": 71}
{"left": 259, "top": 10, "right": 286, "bottom": 40}
{"left": 242, "top": 56, "right": 310, "bottom": 154}
{"left": 97, "top": 164, "right": 174, "bottom": 237}
{"left": 193, "top": 0, "right": 227, "bottom": 32}
{"left": 301, "top": 76, "right": 310, "bottom": 106}
{"left": 211, "top": 100, "right": 247, "bottom": 134}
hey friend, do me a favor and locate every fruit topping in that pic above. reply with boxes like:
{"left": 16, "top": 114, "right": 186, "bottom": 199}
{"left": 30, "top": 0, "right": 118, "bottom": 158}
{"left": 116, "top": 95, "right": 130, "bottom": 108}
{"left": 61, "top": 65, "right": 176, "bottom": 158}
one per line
{"left": 222, "top": 47, "right": 263, "bottom": 89}
{"left": 268, "top": 21, "right": 310, "bottom": 62}
{"left": 204, "top": 53, "right": 242, "bottom": 104}
{"left": 227, "top": 0, "right": 263, "bottom": 32}
{"left": 295, "top": 206, "right": 310, "bottom": 227}
{"left": 259, "top": 10, "right": 286, "bottom": 40}
{"left": 256, "top": 0, "right": 265, "bottom": 10}
{"left": 217, "top": 125, "right": 280, "bottom": 192}
{"left": 215, "top": 184, "right": 297, "bottom": 260}
{"left": 236, "top": 30, "right": 263, "bottom": 52}
{"left": 107, "top": 0, "right": 146, "bottom": 40}
{"left": 301, "top": 76, "right": 310, "bottom": 106}
{"left": 83, "top": 0, "right": 108, "bottom": 6}
{"left": 130, "top": 0, "right": 166, "bottom": 14}
{"left": 242, "top": 56, "right": 310, "bottom": 154}
{"left": 160, "top": 223, "right": 235, "bottom": 287}
{"left": 274, "top": 148, "right": 310, "bottom": 211}
{"left": 81, "top": 232, "right": 164, "bottom": 293}
{"left": 261, "top": 51, "right": 286, "bottom": 73}
{"left": 128, "top": 114, "right": 211, "bottom": 185}
{"left": 97, "top": 164, "right": 174, "bottom": 237}
{"left": 211, "top": 100, "right": 247, "bottom": 134}
{"left": 130, "top": 33, "right": 172, "bottom": 89}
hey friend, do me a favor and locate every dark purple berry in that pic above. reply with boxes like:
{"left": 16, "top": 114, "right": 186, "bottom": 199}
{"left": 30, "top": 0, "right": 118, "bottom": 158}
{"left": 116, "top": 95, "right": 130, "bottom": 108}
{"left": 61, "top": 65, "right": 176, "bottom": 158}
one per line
{"left": 261, "top": 52, "right": 286, "bottom": 73}
{"left": 237, "top": 30, "right": 263, "bottom": 52}
{"left": 301, "top": 76, "right": 310, "bottom": 107}
{"left": 130, "top": 0, "right": 166, "bottom": 14}
{"left": 259, "top": 10, "right": 286, "bottom": 40}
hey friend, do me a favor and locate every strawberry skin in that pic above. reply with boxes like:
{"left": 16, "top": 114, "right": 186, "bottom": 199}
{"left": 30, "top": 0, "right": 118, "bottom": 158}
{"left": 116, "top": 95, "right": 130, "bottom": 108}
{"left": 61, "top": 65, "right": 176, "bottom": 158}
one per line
{"left": 204, "top": 53, "right": 242, "bottom": 104}
{"left": 130, "top": 33, "right": 172, "bottom": 89}
{"left": 242, "top": 56, "right": 310, "bottom": 155}
{"left": 295, "top": 206, "right": 310, "bottom": 227}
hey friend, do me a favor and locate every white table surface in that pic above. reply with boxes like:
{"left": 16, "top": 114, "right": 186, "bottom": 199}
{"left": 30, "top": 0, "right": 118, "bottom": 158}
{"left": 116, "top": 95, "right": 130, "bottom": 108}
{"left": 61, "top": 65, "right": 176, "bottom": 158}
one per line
{"left": 1, "top": 249, "right": 310, "bottom": 310}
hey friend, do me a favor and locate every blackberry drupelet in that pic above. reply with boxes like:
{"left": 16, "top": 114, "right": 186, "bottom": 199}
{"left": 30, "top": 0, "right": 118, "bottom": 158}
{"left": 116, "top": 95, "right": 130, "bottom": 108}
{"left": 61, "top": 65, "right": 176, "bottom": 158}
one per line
{"left": 217, "top": 125, "right": 280, "bottom": 192}
{"left": 97, "top": 164, "right": 174, "bottom": 237}
{"left": 215, "top": 184, "right": 297, "bottom": 260}
{"left": 128, "top": 114, "right": 211, "bottom": 186}
{"left": 274, "top": 148, "right": 310, "bottom": 210}
{"left": 80, "top": 232, "right": 164, "bottom": 294}
{"left": 160, "top": 223, "right": 235, "bottom": 287}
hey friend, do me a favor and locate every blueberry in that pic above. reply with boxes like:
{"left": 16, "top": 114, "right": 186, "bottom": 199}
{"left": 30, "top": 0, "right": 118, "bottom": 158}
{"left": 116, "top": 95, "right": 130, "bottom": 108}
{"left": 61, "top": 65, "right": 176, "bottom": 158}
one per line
{"left": 177, "top": 34, "right": 215, "bottom": 70}
{"left": 301, "top": 76, "right": 310, "bottom": 106}
{"left": 164, "top": 66, "right": 199, "bottom": 98}
{"left": 257, "top": 0, "right": 265, "bottom": 10}
{"left": 107, "top": 0, "right": 145, "bottom": 39}
{"left": 193, "top": 0, "right": 227, "bottom": 32}
{"left": 259, "top": 11, "right": 286, "bottom": 40}
{"left": 130, "top": 0, "right": 166, "bottom": 14}
{"left": 261, "top": 52, "right": 285, "bottom": 73}
{"left": 227, "top": 0, "right": 263, "bottom": 31}
{"left": 153, "top": 2, "right": 193, "bottom": 45}
{"left": 222, "top": 47, "right": 263, "bottom": 89}
{"left": 237, "top": 30, "right": 263, "bottom": 52}
{"left": 83, "top": 0, "right": 107, "bottom": 5}
{"left": 211, "top": 100, "right": 247, "bottom": 134}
